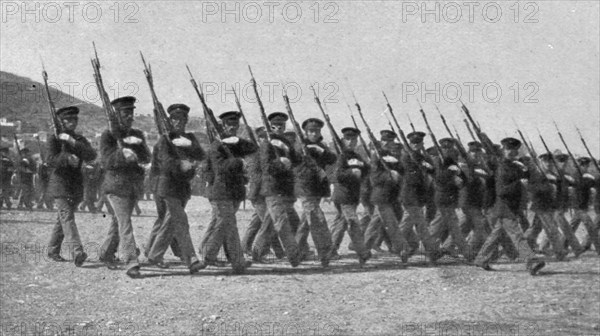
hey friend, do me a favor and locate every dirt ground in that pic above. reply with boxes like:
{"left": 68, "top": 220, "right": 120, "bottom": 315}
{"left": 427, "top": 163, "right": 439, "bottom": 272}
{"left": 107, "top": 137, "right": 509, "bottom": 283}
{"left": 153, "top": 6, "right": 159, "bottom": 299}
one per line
{"left": 1, "top": 197, "right": 599, "bottom": 336}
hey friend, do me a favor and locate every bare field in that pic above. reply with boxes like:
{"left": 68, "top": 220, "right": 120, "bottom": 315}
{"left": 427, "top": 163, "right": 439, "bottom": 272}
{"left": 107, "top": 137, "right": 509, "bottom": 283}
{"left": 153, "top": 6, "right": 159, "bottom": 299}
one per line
{"left": 1, "top": 198, "right": 599, "bottom": 336}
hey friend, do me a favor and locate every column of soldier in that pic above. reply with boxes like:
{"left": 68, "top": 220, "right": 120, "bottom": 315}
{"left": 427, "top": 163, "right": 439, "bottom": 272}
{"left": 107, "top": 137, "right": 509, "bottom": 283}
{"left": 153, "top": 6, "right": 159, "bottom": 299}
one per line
{"left": 7, "top": 53, "right": 598, "bottom": 279}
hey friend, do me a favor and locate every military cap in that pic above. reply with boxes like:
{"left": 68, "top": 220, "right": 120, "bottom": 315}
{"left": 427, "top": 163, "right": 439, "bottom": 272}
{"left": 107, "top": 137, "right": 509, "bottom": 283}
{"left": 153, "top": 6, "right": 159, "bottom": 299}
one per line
{"left": 407, "top": 131, "right": 426, "bottom": 144}
{"left": 538, "top": 153, "right": 553, "bottom": 161}
{"left": 341, "top": 127, "right": 360, "bottom": 136}
{"left": 255, "top": 126, "right": 267, "bottom": 139}
{"left": 380, "top": 130, "right": 397, "bottom": 140}
{"left": 302, "top": 118, "right": 324, "bottom": 130}
{"left": 167, "top": 104, "right": 190, "bottom": 117}
{"left": 555, "top": 153, "right": 569, "bottom": 162}
{"left": 56, "top": 105, "right": 79, "bottom": 118}
{"left": 467, "top": 141, "right": 482, "bottom": 152}
{"left": 439, "top": 138, "right": 455, "bottom": 148}
{"left": 577, "top": 157, "right": 591, "bottom": 165}
{"left": 283, "top": 131, "right": 297, "bottom": 144}
{"left": 21, "top": 147, "right": 30, "bottom": 153}
{"left": 218, "top": 111, "right": 241, "bottom": 121}
{"left": 268, "top": 112, "right": 288, "bottom": 122}
{"left": 500, "top": 137, "right": 521, "bottom": 150}
{"left": 110, "top": 96, "right": 136, "bottom": 110}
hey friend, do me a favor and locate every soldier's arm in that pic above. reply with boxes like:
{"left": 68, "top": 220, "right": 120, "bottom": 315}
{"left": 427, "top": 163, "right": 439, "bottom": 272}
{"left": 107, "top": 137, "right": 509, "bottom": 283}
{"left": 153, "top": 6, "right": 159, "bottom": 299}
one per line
{"left": 213, "top": 142, "right": 244, "bottom": 175}
{"left": 134, "top": 130, "right": 151, "bottom": 164}
{"left": 100, "top": 130, "right": 128, "bottom": 169}
{"left": 261, "top": 143, "right": 288, "bottom": 177}
{"left": 70, "top": 135, "right": 97, "bottom": 162}
{"left": 46, "top": 134, "right": 71, "bottom": 169}
{"left": 233, "top": 138, "right": 258, "bottom": 157}
{"left": 187, "top": 134, "right": 206, "bottom": 161}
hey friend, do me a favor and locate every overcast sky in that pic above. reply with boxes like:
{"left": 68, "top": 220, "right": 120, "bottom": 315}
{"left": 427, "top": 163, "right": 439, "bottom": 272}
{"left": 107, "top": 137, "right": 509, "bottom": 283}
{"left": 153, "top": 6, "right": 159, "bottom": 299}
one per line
{"left": 1, "top": 1, "right": 598, "bottom": 153}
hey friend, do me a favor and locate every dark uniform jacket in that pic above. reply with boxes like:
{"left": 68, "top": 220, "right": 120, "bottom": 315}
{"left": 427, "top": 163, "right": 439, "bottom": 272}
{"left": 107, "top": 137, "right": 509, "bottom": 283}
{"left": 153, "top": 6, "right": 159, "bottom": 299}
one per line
{"left": 37, "top": 163, "right": 51, "bottom": 187}
{"left": 154, "top": 133, "right": 205, "bottom": 200}
{"left": 0, "top": 155, "right": 14, "bottom": 188}
{"left": 528, "top": 171, "right": 558, "bottom": 212}
{"left": 433, "top": 157, "right": 465, "bottom": 208}
{"left": 491, "top": 158, "right": 529, "bottom": 218}
{"left": 206, "top": 138, "right": 256, "bottom": 202}
{"left": 47, "top": 132, "right": 97, "bottom": 200}
{"left": 399, "top": 151, "right": 433, "bottom": 207}
{"left": 369, "top": 157, "right": 401, "bottom": 205}
{"left": 100, "top": 129, "right": 151, "bottom": 198}
{"left": 246, "top": 150, "right": 263, "bottom": 202}
{"left": 293, "top": 139, "right": 337, "bottom": 198}
{"left": 260, "top": 134, "right": 301, "bottom": 198}
{"left": 332, "top": 150, "right": 369, "bottom": 205}
{"left": 572, "top": 175, "right": 595, "bottom": 210}
{"left": 556, "top": 173, "right": 575, "bottom": 211}
{"left": 18, "top": 155, "right": 36, "bottom": 186}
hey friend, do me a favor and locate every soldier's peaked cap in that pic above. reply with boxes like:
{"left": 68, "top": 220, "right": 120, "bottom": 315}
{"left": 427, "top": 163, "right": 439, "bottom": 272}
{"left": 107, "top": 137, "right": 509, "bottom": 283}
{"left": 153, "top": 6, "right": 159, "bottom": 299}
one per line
{"left": 167, "top": 104, "right": 190, "bottom": 116}
{"left": 439, "top": 138, "right": 455, "bottom": 148}
{"left": 110, "top": 96, "right": 136, "bottom": 109}
{"left": 380, "top": 130, "right": 397, "bottom": 139}
{"left": 302, "top": 118, "right": 324, "bottom": 130}
{"left": 268, "top": 112, "right": 288, "bottom": 122}
{"left": 500, "top": 137, "right": 521, "bottom": 150}
{"left": 341, "top": 127, "right": 360, "bottom": 136}
{"left": 407, "top": 131, "right": 426, "bottom": 144}
{"left": 56, "top": 106, "right": 79, "bottom": 118}
{"left": 218, "top": 111, "right": 241, "bottom": 120}
{"left": 538, "top": 152, "right": 553, "bottom": 161}
{"left": 577, "top": 157, "right": 591, "bottom": 165}
{"left": 467, "top": 141, "right": 482, "bottom": 151}
{"left": 555, "top": 153, "right": 569, "bottom": 162}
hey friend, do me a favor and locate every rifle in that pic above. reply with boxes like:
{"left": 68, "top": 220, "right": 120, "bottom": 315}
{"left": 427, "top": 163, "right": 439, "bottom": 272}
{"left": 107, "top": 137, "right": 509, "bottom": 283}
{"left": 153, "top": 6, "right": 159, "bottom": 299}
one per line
{"left": 350, "top": 91, "right": 391, "bottom": 173}
{"left": 575, "top": 126, "right": 600, "bottom": 172}
{"left": 407, "top": 114, "right": 416, "bottom": 132}
{"left": 247, "top": 66, "right": 282, "bottom": 160}
{"left": 553, "top": 121, "right": 583, "bottom": 178}
{"left": 41, "top": 59, "right": 61, "bottom": 137}
{"left": 232, "top": 86, "right": 257, "bottom": 146}
{"left": 463, "top": 119, "right": 477, "bottom": 142}
{"left": 512, "top": 118, "right": 543, "bottom": 175}
{"left": 417, "top": 99, "right": 444, "bottom": 161}
{"left": 91, "top": 42, "right": 124, "bottom": 147}
{"left": 282, "top": 86, "right": 307, "bottom": 157}
{"left": 140, "top": 52, "right": 172, "bottom": 136}
{"left": 310, "top": 85, "right": 343, "bottom": 154}
{"left": 346, "top": 104, "right": 370, "bottom": 162}
{"left": 185, "top": 65, "right": 232, "bottom": 157}
{"left": 459, "top": 99, "right": 494, "bottom": 155}
{"left": 435, "top": 104, "right": 475, "bottom": 174}
{"left": 435, "top": 104, "right": 453, "bottom": 138}
{"left": 537, "top": 130, "right": 565, "bottom": 180}
{"left": 383, "top": 91, "right": 430, "bottom": 173}
{"left": 35, "top": 135, "right": 45, "bottom": 164}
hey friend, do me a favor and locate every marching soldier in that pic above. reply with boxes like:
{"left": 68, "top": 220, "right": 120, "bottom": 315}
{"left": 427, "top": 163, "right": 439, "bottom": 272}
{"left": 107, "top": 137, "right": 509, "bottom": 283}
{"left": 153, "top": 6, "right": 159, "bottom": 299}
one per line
{"left": 145, "top": 104, "right": 205, "bottom": 273}
{"left": 568, "top": 157, "right": 599, "bottom": 253}
{"left": 329, "top": 127, "right": 371, "bottom": 264}
{"left": 474, "top": 137, "right": 546, "bottom": 275}
{"left": 429, "top": 138, "right": 473, "bottom": 261}
{"left": 397, "top": 132, "right": 441, "bottom": 262}
{"left": 524, "top": 153, "right": 567, "bottom": 260}
{"left": 0, "top": 147, "right": 14, "bottom": 209}
{"left": 17, "top": 148, "right": 36, "bottom": 210}
{"left": 98, "top": 96, "right": 151, "bottom": 278}
{"left": 294, "top": 118, "right": 337, "bottom": 267}
{"left": 46, "top": 106, "right": 97, "bottom": 265}
{"left": 252, "top": 114, "right": 303, "bottom": 265}
{"left": 198, "top": 111, "right": 257, "bottom": 273}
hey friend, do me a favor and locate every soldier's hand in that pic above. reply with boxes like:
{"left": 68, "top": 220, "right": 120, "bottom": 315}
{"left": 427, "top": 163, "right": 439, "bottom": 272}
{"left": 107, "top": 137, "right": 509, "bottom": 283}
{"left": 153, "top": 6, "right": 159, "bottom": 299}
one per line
{"left": 58, "top": 133, "right": 76, "bottom": 146}
{"left": 279, "top": 157, "right": 292, "bottom": 169}
{"left": 564, "top": 175, "right": 575, "bottom": 183}
{"left": 453, "top": 176, "right": 464, "bottom": 188}
{"left": 172, "top": 137, "right": 192, "bottom": 147}
{"left": 351, "top": 168, "right": 362, "bottom": 178}
{"left": 474, "top": 168, "right": 488, "bottom": 177}
{"left": 545, "top": 173, "right": 557, "bottom": 181}
{"left": 307, "top": 144, "right": 324, "bottom": 154}
{"left": 67, "top": 154, "right": 80, "bottom": 167}
{"left": 390, "top": 170, "right": 400, "bottom": 182}
{"left": 421, "top": 161, "right": 433, "bottom": 170}
{"left": 513, "top": 160, "right": 528, "bottom": 172}
{"left": 347, "top": 158, "right": 364, "bottom": 167}
{"left": 222, "top": 136, "right": 240, "bottom": 145}
{"left": 123, "top": 136, "right": 143, "bottom": 145}
{"left": 122, "top": 148, "right": 138, "bottom": 162}
{"left": 270, "top": 139, "right": 289, "bottom": 153}
{"left": 448, "top": 165, "right": 460, "bottom": 173}
{"left": 180, "top": 160, "right": 193, "bottom": 171}
{"left": 583, "top": 173, "right": 596, "bottom": 180}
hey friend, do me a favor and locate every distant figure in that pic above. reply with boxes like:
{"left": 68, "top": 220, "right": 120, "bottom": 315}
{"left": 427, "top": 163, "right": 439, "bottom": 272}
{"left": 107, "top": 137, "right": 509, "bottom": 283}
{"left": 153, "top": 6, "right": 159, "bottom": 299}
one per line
{"left": 80, "top": 160, "right": 101, "bottom": 213}
{"left": 17, "top": 148, "right": 36, "bottom": 210}
{"left": 0, "top": 147, "right": 15, "bottom": 209}
{"left": 36, "top": 160, "right": 53, "bottom": 210}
